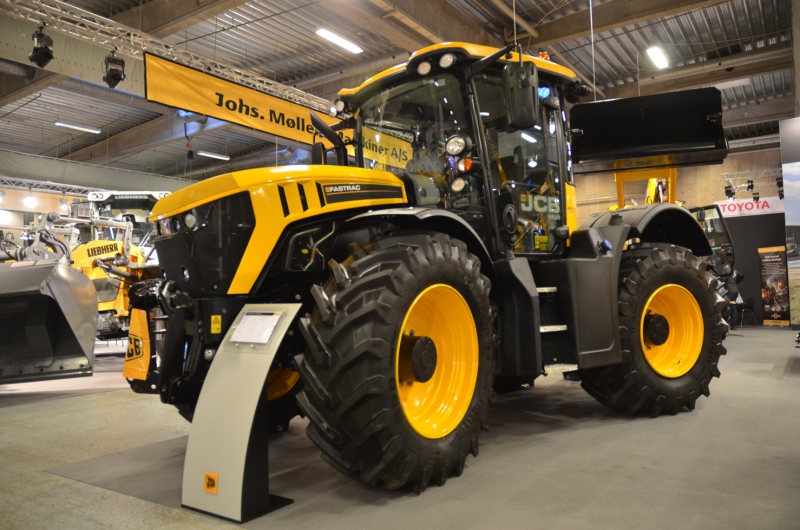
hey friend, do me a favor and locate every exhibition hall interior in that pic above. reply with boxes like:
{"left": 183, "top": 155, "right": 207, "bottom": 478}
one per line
{"left": 1, "top": 0, "right": 799, "bottom": 527}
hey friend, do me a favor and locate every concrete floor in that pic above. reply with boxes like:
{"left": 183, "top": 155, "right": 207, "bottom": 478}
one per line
{"left": 1, "top": 328, "right": 799, "bottom": 529}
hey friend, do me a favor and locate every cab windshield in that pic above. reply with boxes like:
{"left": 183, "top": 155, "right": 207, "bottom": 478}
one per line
{"left": 357, "top": 73, "right": 484, "bottom": 210}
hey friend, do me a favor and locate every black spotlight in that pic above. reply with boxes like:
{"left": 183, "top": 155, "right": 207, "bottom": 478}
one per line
{"left": 779, "top": 189, "right": 784, "bottom": 200}
{"left": 747, "top": 179, "right": 754, "bottom": 191}
{"left": 777, "top": 176, "right": 784, "bottom": 188}
{"left": 724, "top": 185, "right": 734, "bottom": 198}
{"left": 28, "top": 26, "right": 54, "bottom": 68}
{"left": 102, "top": 51, "right": 126, "bottom": 89}
{"left": 753, "top": 192, "right": 760, "bottom": 202}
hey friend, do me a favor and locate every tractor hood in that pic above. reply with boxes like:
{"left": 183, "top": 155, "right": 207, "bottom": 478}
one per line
{"left": 151, "top": 165, "right": 408, "bottom": 295}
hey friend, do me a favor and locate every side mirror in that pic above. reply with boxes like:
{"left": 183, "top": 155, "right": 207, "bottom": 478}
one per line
{"left": 311, "top": 142, "right": 325, "bottom": 165}
{"left": 503, "top": 61, "right": 539, "bottom": 130}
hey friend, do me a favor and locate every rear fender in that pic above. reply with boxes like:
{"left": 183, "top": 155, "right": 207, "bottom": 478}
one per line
{"left": 548, "top": 203, "right": 713, "bottom": 370}
{"left": 582, "top": 203, "right": 713, "bottom": 257}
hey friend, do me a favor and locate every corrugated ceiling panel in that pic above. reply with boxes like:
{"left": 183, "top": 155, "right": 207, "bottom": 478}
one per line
{"left": 0, "top": 84, "right": 161, "bottom": 159}
{"left": 161, "top": 0, "right": 399, "bottom": 83}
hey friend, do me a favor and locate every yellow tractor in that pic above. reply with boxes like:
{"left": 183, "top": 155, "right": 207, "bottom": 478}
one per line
{"left": 127, "top": 43, "right": 731, "bottom": 489}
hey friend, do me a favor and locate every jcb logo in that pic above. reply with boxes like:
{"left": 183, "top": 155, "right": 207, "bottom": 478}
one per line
{"left": 520, "top": 195, "right": 560, "bottom": 214}
{"left": 127, "top": 336, "right": 144, "bottom": 360}
{"left": 204, "top": 472, "right": 218, "bottom": 494}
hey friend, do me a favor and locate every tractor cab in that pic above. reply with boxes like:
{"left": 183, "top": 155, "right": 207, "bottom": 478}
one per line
{"left": 322, "top": 43, "right": 584, "bottom": 260}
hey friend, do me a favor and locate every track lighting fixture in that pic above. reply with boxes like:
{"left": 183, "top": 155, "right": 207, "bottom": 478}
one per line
{"left": 752, "top": 192, "right": 760, "bottom": 202}
{"left": 102, "top": 51, "right": 126, "bottom": 89}
{"left": 28, "top": 26, "right": 54, "bottom": 68}
{"left": 23, "top": 187, "right": 37, "bottom": 208}
{"left": 746, "top": 180, "right": 754, "bottom": 191}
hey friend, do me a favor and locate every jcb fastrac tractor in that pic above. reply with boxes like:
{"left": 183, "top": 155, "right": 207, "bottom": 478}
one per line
{"left": 129, "top": 43, "right": 731, "bottom": 491}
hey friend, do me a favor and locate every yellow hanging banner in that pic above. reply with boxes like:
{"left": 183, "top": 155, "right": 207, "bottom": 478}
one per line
{"left": 144, "top": 53, "right": 341, "bottom": 146}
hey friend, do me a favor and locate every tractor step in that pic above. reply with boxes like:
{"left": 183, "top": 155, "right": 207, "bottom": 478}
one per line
{"left": 544, "top": 363, "right": 578, "bottom": 374}
{"left": 540, "top": 324, "right": 568, "bottom": 333}
{"left": 537, "top": 286, "right": 557, "bottom": 294}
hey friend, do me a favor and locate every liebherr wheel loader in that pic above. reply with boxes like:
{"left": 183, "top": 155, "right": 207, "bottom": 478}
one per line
{"left": 129, "top": 43, "right": 731, "bottom": 491}
{"left": 70, "top": 191, "right": 169, "bottom": 339}
{"left": 0, "top": 195, "right": 164, "bottom": 385}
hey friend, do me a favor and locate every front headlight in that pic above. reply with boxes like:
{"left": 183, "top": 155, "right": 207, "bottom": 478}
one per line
{"left": 184, "top": 213, "right": 197, "bottom": 229}
{"left": 445, "top": 136, "right": 466, "bottom": 155}
{"left": 439, "top": 53, "right": 456, "bottom": 68}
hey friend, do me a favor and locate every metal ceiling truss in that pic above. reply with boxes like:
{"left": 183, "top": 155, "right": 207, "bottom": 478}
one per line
{"left": 0, "top": 0, "right": 331, "bottom": 112}
{"left": 721, "top": 168, "right": 783, "bottom": 195}
{"left": 0, "top": 174, "right": 102, "bottom": 195}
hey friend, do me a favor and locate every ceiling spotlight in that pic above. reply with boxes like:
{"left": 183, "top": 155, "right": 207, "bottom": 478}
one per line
{"left": 753, "top": 192, "right": 760, "bottom": 202}
{"left": 59, "top": 196, "right": 68, "bottom": 211}
{"left": 197, "top": 150, "right": 230, "bottom": 161}
{"left": 102, "top": 51, "right": 126, "bottom": 89}
{"left": 779, "top": 189, "right": 784, "bottom": 200}
{"left": 54, "top": 121, "right": 101, "bottom": 134}
{"left": 746, "top": 179, "right": 754, "bottom": 191}
{"left": 23, "top": 188, "right": 37, "bottom": 208}
{"left": 646, "top": 46, "right": 669, "bottom": 69}
{"left": 777, "top": 176, "right": 783, "bottom": 188}
{"left": 315, "top": 29, "right": 363, "bottom": 54}
{"left": 724, "top": 185, "right": 733, "bottom": 198}
{"left": 28, "top": 26, "right": 54, "bottom": 69}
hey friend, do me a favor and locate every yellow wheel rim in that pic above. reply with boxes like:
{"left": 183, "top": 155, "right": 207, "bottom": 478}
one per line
{"left": 266, "top": 368, "right": 300, "bottom": 401}
{"left": 639, "top": 284, "right": 704, "bottom": 378}
{"left": 395, "top": 284, "right": 479, "bottom": 439}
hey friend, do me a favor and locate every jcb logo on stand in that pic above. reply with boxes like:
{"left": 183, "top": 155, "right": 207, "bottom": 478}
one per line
{"left": 127, "top": 336, "right": 144, "bottom": 360}
{"left": 204, "top": 472, "right": 218, "bottom": 494}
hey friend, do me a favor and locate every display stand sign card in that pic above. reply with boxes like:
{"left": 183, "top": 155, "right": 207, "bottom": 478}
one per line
{"left": 230, "top": 312, "right": 281, "bottom": 344}
{"left": 759, "top": 246, "right": 790, "bottom": 326}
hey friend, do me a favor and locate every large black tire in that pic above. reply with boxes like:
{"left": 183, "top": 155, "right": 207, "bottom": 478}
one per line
{"left": 712, "top": 273, "right": 732, "bottom": 328}
{"left": 295, "top": 233, "right": 494, "bottom": 491}
{"left": 579, "top": 244, "right": 728, "bottom": 417}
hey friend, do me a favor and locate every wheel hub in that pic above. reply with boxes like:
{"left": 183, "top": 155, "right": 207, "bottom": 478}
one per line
{"left": 639, "top": 284, "right": 704, "bottom": 378}
{"left": 395, "top": 283, "right": 479, "bottom": 439}
{"left": 644, "top": 313, "right": 670, "bottom": 346}
{"left": 402, "top": 335, "right": 437, "bottom": 383}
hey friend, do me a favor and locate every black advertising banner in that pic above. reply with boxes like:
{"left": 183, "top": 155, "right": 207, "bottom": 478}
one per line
{"left": 780, "top": 117, "right": 800, "bottom": 328}
{"left": 759, "top": 246, "right": 790, "bottom": 326}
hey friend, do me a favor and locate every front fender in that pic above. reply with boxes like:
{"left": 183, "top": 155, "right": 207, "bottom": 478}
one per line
{"left": 342, "top": 207, "right": 496, "bottom": 281}
{"left": 581, "top": 203, "right": 713, "bottom": 256}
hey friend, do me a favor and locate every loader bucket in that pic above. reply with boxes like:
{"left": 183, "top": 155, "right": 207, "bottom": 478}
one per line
{"left": 0, "top": 257, "right": 98, "bottom": 384}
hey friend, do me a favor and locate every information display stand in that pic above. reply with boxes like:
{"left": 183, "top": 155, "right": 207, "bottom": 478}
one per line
{"left": 181, "top": 303, "right": 300, "bottom": 523}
